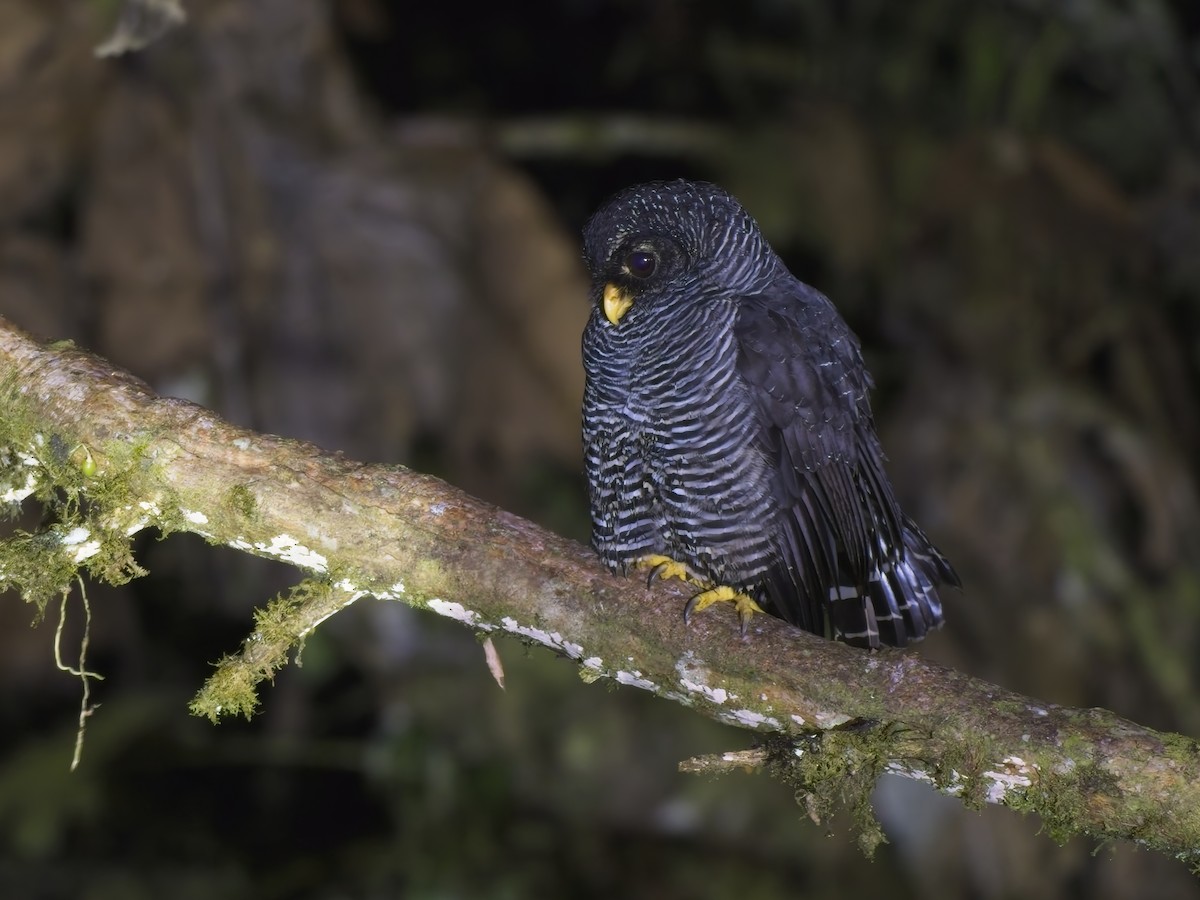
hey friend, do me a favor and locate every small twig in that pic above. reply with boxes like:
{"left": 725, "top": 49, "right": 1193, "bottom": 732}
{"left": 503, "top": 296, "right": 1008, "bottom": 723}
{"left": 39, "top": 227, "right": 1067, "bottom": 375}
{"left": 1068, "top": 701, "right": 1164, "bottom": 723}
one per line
{"left": 679, "top": 748, "right": 769, "bottom": 776}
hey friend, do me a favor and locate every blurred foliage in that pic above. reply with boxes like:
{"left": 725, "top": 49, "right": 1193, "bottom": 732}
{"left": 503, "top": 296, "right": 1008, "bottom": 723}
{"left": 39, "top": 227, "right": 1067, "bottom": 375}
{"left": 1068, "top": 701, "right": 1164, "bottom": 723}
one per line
{"left": 2, "top": 0, "right": 1200, "bottom": 897}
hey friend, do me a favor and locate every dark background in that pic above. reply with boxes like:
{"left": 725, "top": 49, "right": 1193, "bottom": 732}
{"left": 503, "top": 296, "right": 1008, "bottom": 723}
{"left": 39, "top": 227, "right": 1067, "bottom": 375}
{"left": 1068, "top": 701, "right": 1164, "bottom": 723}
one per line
{"left": 2, "top": 0, "right": 1200, "bottom": 897}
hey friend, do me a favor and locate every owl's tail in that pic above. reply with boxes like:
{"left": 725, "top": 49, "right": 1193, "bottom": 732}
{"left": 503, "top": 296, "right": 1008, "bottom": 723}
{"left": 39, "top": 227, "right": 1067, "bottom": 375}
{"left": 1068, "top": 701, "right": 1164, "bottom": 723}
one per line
{"left": 828, "top": 518, "right": 959, "bottom": 649}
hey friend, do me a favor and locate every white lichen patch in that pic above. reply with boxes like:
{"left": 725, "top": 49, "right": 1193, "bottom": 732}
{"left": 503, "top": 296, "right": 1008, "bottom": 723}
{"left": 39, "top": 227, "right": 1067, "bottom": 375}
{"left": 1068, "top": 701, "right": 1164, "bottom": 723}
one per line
{"left": 499, "top": 616, "right": 584, "bottom": 659}
{"left": 885, "top": 761, "right": 935, "bottom": 785}
{"left": 790, "top": 714, "right": 807, "bottom": 727}
{"left": 61, "top": 526, "right": 92, "bottom": 546}
{"left": 60, "top": 526, "right": 101, "bottom": 562}
{"left": 0, "top": 465, "right": 39, "bottom": 504}
{"left": 232, "top": 437, "right": 253, "bottom": 450}
{"left": 616, "top": 670, "right": 657, "bottom": 691}
{"left": 428, "top": 502, "right": 447, "bottom": 516}
{"left": 102, "top": 502, "right": 156, "bottom": 537}
{"left": 228, "top": 534, "right": 329, "bottom": 572}
{"left": 428, "top": 598, "right": 490, "bottom": 629}
{"left": 724, "top": 708, "right": 782, "bottom": 729}
{"left": 811, "top": 710, "right": 854, "bottom": 729}
{"left": 982, "top": 755, "right": 1036, "bottom": 804}
{"left": 182, "top": 508, "right": 209, "bottom": 525}
{"left": 266, "top": 535, "right": 327, "bottom": 569}
{"left": 358, "top": 580, "right": 407, "bottom": 600}
{"left": 889, "top": 755, "right": 1039, "bottom": 806}
{"left": 680, "top": 680, "right": 728, "bottom": 704}
{"left": 675, "top": 652, "right": 736, "bottom": 705}
{"left": 583, "top": 656, "right": 603, "bottom": 670}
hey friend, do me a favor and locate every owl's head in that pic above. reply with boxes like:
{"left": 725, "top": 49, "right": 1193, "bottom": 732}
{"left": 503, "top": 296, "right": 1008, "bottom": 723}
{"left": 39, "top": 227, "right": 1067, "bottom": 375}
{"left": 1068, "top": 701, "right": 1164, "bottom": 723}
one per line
{"left": 582, "top": 180, "right": 778, "bottom": 326}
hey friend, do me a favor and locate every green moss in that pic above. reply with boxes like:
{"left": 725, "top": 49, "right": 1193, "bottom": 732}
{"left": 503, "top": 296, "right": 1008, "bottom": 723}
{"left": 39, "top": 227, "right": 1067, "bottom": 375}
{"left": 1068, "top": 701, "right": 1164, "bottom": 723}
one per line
{"left": 84, "top": 526, "right": 149, "bottom": 586}
{"left": 0, "top": 379, "right": 164, "bottom": 612}
{"left": 189, "top": 654, "right": 263, "bottom": 723}
{"left": 986, "top": 725, "right": 1200, "bottom": 857}
{"left": 1057, "top": 730, "right": 1096, "bottom": 762}
{"left": 1160, "top": 731, "right": 1200, "bottom": 758}
{"left": 0, "top": 363, "right": 367, "bottom": 729}
{"left": 226, "top": 483, "right": 258, "bottom": 522}
{"left": 190, "top": 578, "right": 342, "bottom": 723}
{"left": 767, "top": 724, "right": 897, "bottom": 858}
{"left": 253, "top": 581, "right": 325, "bottom": 638}
{"left": 929, "top": 733, "right": 996, "bottom": 809}
{"left": 1002, "top": 754, "right": 1131, "bottom": 848}
{"left": 1006, "top": 768, "right": 1088, "bottom": 846}
{"left": 0, "top": 530, "right": 83, "bottom": 616}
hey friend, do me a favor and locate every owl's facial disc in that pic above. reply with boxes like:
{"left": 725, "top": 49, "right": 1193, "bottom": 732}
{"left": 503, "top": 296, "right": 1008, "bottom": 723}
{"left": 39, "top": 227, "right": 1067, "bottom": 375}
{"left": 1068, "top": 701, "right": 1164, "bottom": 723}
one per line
{"left": 602, "top": 283, "right": 634, "bottom": 325}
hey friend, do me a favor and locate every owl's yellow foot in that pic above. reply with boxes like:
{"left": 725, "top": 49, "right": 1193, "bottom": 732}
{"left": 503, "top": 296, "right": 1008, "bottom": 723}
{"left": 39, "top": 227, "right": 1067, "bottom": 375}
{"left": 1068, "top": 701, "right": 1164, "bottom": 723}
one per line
{"left": 632, "top": 554, "right": 703, "bottom": 589}
{"left": 684, "top": 586, "right": 765, "bottom": 635}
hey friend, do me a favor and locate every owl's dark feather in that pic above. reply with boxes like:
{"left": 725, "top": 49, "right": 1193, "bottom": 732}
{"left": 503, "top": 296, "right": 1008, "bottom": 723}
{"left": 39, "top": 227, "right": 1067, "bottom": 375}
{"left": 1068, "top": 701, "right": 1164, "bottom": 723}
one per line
{"left": 581, "top": 179, "right": 958, "bottom": 648}
{"left": 734, "top": 286, "right": 943, "bottom": 646}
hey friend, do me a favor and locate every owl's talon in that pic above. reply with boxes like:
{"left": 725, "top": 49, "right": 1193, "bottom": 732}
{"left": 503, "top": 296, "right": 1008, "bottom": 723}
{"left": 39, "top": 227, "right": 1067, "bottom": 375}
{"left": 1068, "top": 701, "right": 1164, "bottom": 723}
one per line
{"left": 683, "top": 586, "right": 764, "bottom": 630}
{"left": 633, "top": 554, "right": 700, "bottom": 588}
{"left": 647, "top": 563, "right": 667, "bottom": 588}
{"left": 648, "top": 561, "right": 680, "bottom": 588}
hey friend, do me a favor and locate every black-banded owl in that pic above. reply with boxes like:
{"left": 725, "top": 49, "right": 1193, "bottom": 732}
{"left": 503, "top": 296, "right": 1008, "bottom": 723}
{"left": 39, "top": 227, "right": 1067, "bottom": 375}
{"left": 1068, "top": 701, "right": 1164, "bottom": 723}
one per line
{"left": 581, "top": 180, "right": 958, "bottom": 649}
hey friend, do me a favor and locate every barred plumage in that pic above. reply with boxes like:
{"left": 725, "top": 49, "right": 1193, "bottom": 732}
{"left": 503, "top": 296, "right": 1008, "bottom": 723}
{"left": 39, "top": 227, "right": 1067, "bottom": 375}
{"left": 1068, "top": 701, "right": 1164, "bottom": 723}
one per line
{"left": 581, "top": 180, "right": 958, "bottom": 649}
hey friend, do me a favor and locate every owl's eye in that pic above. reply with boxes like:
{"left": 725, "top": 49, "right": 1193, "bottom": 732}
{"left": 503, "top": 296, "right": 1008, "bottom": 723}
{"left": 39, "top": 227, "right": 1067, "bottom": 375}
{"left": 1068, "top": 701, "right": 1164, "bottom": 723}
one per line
{"left": 624, "top": 250, "right": 658, "bottom": 279}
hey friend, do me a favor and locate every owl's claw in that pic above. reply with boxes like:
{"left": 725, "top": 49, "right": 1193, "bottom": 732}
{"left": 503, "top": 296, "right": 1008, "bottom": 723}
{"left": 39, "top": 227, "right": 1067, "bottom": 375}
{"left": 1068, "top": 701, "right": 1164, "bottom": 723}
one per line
{"left": 633, "top": 554, "right": 701, "bottom": 588}
{"left": 683, "top": 586, "right": 765, "bottom": 635}
{"left": 632, "top": 557, "right": 761, "bottom": 634}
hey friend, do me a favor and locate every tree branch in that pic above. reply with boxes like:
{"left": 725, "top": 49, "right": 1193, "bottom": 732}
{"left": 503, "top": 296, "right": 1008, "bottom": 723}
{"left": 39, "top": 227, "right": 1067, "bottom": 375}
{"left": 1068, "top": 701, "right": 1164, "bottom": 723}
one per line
{"left": 1, "top": 315, "right": 1197, "bottom": 864}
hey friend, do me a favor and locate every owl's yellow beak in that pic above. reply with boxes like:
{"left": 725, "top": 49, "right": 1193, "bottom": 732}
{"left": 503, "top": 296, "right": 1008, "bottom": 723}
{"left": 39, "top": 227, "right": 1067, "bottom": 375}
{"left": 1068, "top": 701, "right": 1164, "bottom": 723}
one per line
{"left": 602, "top": 283, "right": 633, "bottom": 325}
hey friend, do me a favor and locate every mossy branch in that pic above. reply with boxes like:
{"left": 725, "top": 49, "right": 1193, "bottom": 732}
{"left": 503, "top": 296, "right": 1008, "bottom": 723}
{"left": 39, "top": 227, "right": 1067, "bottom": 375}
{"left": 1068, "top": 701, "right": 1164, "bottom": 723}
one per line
{"left": 0, "top": 315, "right": 1198, "bottom": 864}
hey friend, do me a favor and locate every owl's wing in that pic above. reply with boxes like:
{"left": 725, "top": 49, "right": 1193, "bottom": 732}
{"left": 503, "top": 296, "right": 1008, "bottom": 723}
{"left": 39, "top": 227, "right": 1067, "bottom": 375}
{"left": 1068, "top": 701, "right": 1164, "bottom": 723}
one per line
{"left": 734, "top": 282, "right": 954, "bottom": 646}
